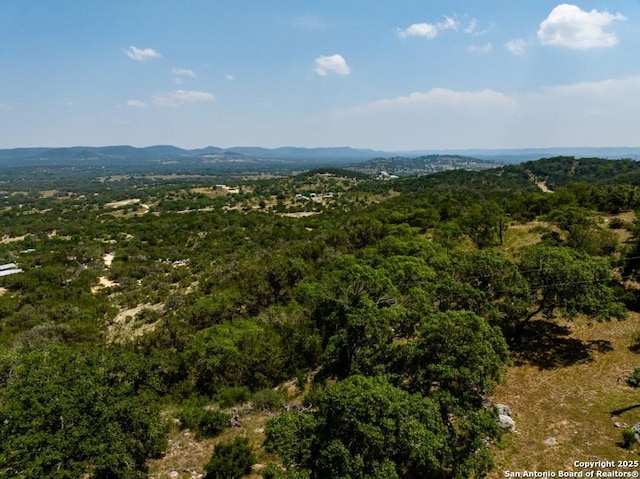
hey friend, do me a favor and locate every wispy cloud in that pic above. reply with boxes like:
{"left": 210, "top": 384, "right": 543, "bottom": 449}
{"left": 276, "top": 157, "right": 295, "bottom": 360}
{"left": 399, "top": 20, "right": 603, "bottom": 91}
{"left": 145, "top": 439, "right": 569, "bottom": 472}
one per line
{"left": 293, "top": 14, "right": 329, "bottom": 30}
{"left": 153, "top": 90, "right": 215, "bottom": 107}
{"left": 538, "top": 4, "right": 626, "bottom": 49}
{"left": 464, "top": 18, "right": 478, "bottom": 34}
{"left": 398, "top": 16, "right": 458, "bottom": 39}
{"left": 0, "top": 103, "right": 12, "bottom": 112}
{"left": 505, "top": 39, "right": 529, "bottom": 55}
{"left": 361, "top": 88, "right": 516, "bottom": 111}
{"left": 469, "top": 43, "right": 492, "bottom": 54}
{"left": 172, "top": 67, "right": 196, "bottom": 78}
{"left": 225, "top": 74, "right": 235, "bottom": 81}
{"left": 314, "top": 54, "right": 351, "bottom": 76}
{"left": 125, "top": 46, "right": 162, "bottom": 61}
{"left": 331, "top": 74, "right": 640, "bottom": 149}
{"left": 327, "top": 87, "right": 517, "bottom": 150}
{"left": 127, "top": 99, "right": 147, "bottom": 108}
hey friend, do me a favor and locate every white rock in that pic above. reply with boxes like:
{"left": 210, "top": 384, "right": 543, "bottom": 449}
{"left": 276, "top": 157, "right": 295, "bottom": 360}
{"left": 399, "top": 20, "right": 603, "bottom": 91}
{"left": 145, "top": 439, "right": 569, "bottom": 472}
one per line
{"left": 498, "top": 414, "right": 516, "bottom": 432}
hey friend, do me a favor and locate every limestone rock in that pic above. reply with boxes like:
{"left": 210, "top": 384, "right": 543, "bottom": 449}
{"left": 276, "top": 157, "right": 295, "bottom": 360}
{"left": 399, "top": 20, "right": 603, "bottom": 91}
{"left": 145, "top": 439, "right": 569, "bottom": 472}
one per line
{"left": 498, "top": 414, "right": 516, "bottom": 432}
{"left": 496, "top": 403, "right": 512, "bottom": 417}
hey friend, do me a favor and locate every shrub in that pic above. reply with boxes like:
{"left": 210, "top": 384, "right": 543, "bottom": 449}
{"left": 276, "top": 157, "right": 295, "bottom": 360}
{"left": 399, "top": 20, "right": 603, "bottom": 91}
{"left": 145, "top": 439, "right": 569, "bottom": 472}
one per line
{"left": 262, "top": 464, "right": 285, "bottom": 479}
{"left": 217, "top": 386, "right": 251, "bottom": 408}
{"left": 630, "top": 332, "right": 640, "bottom": 353}
{"left": 627, "top": 367, "right": 640, "bottom": 387}
{"left": 198, "top": 409, "right": 230, "bottom": 438}
{"left": 204, "top": 437, "right": 256, "bottom": 479}
{"left": 252, "top": 388, "right": 286, "bottom": 412}
{"left": 177, "top": 402, "right": 229, "bottom": 439}
{"left": 622, "top": 428, "right": 637, "bottom": 449}
{"left": 608, "top": 218, "right": 625, "bottom": 229}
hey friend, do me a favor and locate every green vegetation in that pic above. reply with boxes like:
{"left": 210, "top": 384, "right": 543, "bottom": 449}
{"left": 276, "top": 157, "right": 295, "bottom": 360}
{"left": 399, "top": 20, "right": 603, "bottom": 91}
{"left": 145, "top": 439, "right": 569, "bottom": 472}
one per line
{"left": 0, "top": 347, "right": 166, "bottom": 478}
{"left": 203, "top": 437, "right": 256, "bottom": 479}
{"left": 0, "top": 156, "right": 639, "bottom": 477}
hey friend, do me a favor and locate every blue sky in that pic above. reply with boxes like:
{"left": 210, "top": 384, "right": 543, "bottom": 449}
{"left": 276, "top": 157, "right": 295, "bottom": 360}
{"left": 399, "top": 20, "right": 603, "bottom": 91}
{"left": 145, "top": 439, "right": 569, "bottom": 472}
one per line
{"left": 1, "top": 0, "right": 639, "bottom": 150}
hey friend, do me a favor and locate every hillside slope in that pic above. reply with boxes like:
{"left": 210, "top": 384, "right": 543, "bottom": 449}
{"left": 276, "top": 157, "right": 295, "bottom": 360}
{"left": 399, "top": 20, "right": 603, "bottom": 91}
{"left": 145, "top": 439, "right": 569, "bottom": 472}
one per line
{"left": 489, "top": 312, "right": 640, "bottom": 477}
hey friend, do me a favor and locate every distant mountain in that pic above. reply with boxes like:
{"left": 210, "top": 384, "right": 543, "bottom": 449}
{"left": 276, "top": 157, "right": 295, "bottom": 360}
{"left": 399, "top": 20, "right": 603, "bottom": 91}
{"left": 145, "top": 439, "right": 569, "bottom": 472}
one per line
{"left": 0, "top": 145, "right": 395, "bottom": 173}
{"left": 0, "top": 145, "right": 637, "bottom": 175}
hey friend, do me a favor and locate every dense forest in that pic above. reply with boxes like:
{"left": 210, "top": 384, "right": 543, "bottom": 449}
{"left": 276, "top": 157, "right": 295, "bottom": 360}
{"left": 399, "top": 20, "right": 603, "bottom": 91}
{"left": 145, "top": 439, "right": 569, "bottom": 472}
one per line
{"left": 1, "top": 156, "right": 640, "bottom": 478}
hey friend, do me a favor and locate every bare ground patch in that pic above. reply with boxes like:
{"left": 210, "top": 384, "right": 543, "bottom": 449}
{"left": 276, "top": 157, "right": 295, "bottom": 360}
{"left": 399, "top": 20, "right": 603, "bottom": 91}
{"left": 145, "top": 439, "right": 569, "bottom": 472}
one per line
{"left": 1, "top": 234, "right": 28, "bottom": 244}
{"left": 106, "top": 303, "right": 164, "bottom": 343}
{"left": 105, "top": 198, "right": 141, "bottom": 208}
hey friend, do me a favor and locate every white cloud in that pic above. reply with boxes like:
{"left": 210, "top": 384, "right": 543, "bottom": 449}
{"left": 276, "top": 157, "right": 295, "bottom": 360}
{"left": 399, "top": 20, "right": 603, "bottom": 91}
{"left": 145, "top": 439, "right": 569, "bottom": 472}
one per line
{"left": 398, "top": 23, "right": 438, "bottom": 39}
{"left": 153, "top": 90, "right": 215, "bottom": 107}
{"left": 511, "top": 75, "right": 640, "bottom": 146}
{"left": 464, "top": 19, "right": 477, "bottom": 34}
{"left": 326, "top": 88, "right": 517, "bottom": 150}
{"left": 225, "top": 74, "right": 235, "bottom": 81}
{"left": 363, "top": 88, "right": 516, "bottom": 110}
{"left": 314, "top": 54, "right": 351, "bottom": 76}
{"left": 537, "top": 4, "right": 626, "bottom": 49}
{"left": 172, "top": 67, "right": 196, "bottom": 78}
{"left": 505, "top": 38, "right": 528, "bottom": 55}
{"left": 398, "top": 16, "right": 458, "bottom": 39}
{"left": 127, "top": 99, "right": 147, "bottom": 108}
{"left": 534, "top": 75, "right": 640, "bottom": 101}
{"left": 324, "top": 74, "right": 640, "bottom": 149}
{"left": 469, "top": 43, "right": 492, "bottom": 54}
{"left": 125, "top": 46, "right": 162, "bottom": 61}
{"left": 438, "top": 16, "right": 457, "bottom": 32}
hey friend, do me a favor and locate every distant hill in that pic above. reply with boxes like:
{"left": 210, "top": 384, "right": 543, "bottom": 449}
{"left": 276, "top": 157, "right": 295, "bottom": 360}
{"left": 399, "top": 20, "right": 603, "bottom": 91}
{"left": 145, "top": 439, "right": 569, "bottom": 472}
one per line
{"left": 0, "top": 145, "right": 638, "bottom": 176}
{"left": 408, "top": 147, "right": 640, "bottom": 163}
{"left": 225, "top": 146, "right": 385, "bottom": 161}
{"left": 0, "top": 145, "right": 393, "bottom": 173}
{"left": 348, "top": 154, "right": 501, "bottom": 177}
{"left": 503, "top": 156, "right": 640, "bottom": 188}
{"left": 388, "top": 156, "right": 640, "bottom": 194}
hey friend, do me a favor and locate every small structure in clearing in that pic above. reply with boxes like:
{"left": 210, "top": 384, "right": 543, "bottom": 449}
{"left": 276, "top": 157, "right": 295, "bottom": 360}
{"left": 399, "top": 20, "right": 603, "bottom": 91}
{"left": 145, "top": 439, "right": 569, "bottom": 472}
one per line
{"left": 0, "top": 262, "right": 23, "bottom": 277}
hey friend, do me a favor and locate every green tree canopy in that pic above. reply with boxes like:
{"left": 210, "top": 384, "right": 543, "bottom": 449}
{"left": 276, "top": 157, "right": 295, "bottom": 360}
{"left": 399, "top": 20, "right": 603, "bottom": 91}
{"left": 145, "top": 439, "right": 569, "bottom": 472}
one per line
{"left": 393, "top": 310, "right": 509, "bottom": 405}
{"left": 0, "top": 346, "right": 166, "bottom": 479}
{"left": 264, "top": 375, "right": 450, "bottom": 479}
{"left": 515, "top": 245, "right": 626, "bottom": 339}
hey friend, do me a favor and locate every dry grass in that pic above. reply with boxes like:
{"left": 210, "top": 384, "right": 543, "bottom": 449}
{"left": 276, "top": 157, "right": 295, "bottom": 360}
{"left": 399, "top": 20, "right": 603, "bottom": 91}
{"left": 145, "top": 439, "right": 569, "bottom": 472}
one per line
{"left": 604, "top": 211, "right": 637, "bottom": 245}
{"left": 485, "top": 217, "right": 640, "bottom": 475}
{"left": 488, "top": 313, "right": 640, "bottom": 477}
{"left": 106, "top": 303, "right": 164, "bottom": 343}
{"left": 148, "top": 406, "right": 279, "bottom": 479}
{"left": 499, "top": 220, "right": 558, "bottom": 255}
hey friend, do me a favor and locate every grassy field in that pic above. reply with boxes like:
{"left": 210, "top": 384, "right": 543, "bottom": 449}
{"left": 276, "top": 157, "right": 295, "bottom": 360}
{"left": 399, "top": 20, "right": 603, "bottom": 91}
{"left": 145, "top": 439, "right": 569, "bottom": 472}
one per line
{"left": 489, "top": 312, "right": 640, "bottom": 477}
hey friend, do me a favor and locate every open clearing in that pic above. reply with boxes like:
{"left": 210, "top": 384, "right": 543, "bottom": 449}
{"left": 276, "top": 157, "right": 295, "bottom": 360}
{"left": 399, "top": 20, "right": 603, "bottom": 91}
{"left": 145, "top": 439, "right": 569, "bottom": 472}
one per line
{"left": 488, "top": 312, "right": 640, "bottom": 476}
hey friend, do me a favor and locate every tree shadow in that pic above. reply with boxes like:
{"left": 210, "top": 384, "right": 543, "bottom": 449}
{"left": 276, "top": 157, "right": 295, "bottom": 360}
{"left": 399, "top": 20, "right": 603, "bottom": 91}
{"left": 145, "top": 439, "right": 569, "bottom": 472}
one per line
{"left": 509, "top": 320, "right": 613, "bottom": 370}
{"left": 611, "top": 404, "right": 640, "bottom": 416}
